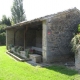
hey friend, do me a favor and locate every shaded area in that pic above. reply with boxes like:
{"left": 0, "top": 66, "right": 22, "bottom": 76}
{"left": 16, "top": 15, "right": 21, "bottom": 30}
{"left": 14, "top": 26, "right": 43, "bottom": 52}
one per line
{"left": 45, "top": 65, "right": 78, "bottom": 76}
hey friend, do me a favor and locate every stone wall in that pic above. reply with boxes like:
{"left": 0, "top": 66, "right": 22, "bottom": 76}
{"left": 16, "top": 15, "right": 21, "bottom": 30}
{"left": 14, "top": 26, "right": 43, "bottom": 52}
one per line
{"left": 25, "top": 28, "right": 42, "bottom": 48}
{"left": 15, "top": 29, "right": 24, "bottom": 46}
{"left": 75, "top": 46, "right": 80, "bottom": 70}
{"left": 36, "top": 30, "right": 42, "bottom": 48}
{"left": 6, "top": 29, "right": 14, "bottom": 49}
{"left": 6, "top": 29, "right": 24, "bottom": 48}
{"left": 6, "top": 27, "right": 42, "bottom": 49}
{"left": 46, "top": 8, "right": 80, "bottom": 62}
{"left": 25, "top": 29, "right": 36, "bottom": 47}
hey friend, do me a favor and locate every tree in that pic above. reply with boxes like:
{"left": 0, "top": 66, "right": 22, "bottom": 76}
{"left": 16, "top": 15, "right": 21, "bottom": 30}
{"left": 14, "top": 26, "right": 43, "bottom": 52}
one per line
{"left": 0, "top": 15, "right": 11, "bottom": 45}
{"left": 11, "top": 0, "right": 26, "bottom": 24}
{"left": 1, "top": 15, "right": 11, "bottom": 26}
{"left": 0, "top": 24, "right": 6, "bottom": 45}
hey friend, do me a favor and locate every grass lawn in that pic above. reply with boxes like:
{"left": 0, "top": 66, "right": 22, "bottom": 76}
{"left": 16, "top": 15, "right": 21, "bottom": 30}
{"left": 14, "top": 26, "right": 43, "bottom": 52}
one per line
{"left": 0, "top": 46, "right": 80, "bottom": 80}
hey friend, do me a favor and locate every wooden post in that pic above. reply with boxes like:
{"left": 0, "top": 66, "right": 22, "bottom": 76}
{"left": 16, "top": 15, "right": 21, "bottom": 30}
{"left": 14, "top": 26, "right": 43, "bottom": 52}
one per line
{"left": 24, "top": 27, "right": 28, "bottom": 50}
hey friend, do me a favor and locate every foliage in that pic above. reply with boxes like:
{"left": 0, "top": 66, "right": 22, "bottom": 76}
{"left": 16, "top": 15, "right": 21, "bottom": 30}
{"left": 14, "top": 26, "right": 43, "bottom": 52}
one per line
{"left": 0, "top": 24, "right": 6, "bottom": 45}
{"left": 1, "top": 15, "right": 11, "bottom": 26}
{"left": 25, "top": 49, "right": 30, "bottom": 58}
{"left": 0, "top": 15, "right": 11, "bottom": 45}
{"left": 78, "top": 24, "right": 80, "bottom": 32}
{"left": 8, "top": 44, "right": 14, "bottom": 51}
{"left": 71, "top": 34, "right": 80, "bottom": 53}
{"left": 17, "top": 46, "right": 23, "bottom": 53}
{"left": 25, "top": 49, "right": 35, "bottom": 58}
{"left": 11, "top": 0, "right": 26, "bottom": 24}
{"left": 0, "top": 46, "right": 79, "bottom": 80}
{"left": 14, "top": 46, "right": 18, "bottom": 52}
{"left": 0, "top": 32, "right": 6, "bottom": 45}
{"left": 0, "top": 24, "right": 6, "bottom": 33}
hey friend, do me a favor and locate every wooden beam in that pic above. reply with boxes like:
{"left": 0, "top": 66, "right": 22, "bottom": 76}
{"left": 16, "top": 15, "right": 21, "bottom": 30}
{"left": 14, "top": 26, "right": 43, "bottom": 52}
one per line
{"left": 24, "top": 26, "right": 28, "bottom": 50}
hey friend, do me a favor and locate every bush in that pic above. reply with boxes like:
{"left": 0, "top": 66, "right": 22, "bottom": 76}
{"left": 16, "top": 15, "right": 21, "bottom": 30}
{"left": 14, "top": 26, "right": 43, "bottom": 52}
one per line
{"left": 17, "top": 46, "right": 23, "bottom": 53}
{"left": 8, "top": 44, "right": 14, "bottom": 51}
{"left": 0, "top": 24, "right": 6, "bottom": 33}
{"left": 71, "top": 34, "right": 80, "bottom": 53}
{"left": 0, "top": 32, "right": 6, "bottom": 45}
{"left": 0, "top": 24, "right": 6, "bottom": 45}
{"left": 78, "top": 24, "right": 80, "bottom": 32}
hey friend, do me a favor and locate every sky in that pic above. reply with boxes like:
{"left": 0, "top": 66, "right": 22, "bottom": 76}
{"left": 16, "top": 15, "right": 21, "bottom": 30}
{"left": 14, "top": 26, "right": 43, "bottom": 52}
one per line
{"left": 0, "top": 0, "right": 80, "bottom": 21}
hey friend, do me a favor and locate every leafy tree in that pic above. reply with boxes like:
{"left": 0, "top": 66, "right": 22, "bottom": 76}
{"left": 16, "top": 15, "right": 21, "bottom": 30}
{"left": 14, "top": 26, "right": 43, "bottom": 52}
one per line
{"left": 0, "top": 24, "right": 6, "bottom": 33}
{"left": 0, "top": 32, "right": 6, "bottom": 45}
{"left": 11, "top": 0, "right": 26, "bottom": 24}
{"left": 0, "top": 24, "right": 6, "bottom": 45}
{"left": 1, "top": 15, "right": 11, "bottom": 26}
{"left": 0, "top": 15, "right": 11, "bottom": 45}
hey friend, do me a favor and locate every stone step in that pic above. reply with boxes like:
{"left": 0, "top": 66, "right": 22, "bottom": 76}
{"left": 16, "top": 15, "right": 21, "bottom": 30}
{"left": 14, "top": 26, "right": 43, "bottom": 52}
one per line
{"left": 6, "top": 51, "right": 30, "bottom": 62}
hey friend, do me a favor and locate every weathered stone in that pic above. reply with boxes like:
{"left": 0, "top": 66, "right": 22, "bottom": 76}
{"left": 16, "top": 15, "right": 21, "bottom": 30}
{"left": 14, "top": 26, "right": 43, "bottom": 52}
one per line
{"left": 29, "top": 54, "right": 42, "bottom": 63}
{"left": 75, "top": 46, "right": 80, "bottom": 70}
{"left": 20, "top": 51, "right": 26, "bottom": 59}
{"left": 6, "top": 8, "right": 80, "bottom": 63}
{"left": 45, "top": 8, "right": 80, "bottom": 62}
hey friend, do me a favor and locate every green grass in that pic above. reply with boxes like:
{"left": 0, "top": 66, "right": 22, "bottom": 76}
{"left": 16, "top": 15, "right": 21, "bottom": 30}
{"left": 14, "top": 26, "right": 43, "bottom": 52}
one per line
{"left": 0, "top": 46, "right": 80, "bottom": 80}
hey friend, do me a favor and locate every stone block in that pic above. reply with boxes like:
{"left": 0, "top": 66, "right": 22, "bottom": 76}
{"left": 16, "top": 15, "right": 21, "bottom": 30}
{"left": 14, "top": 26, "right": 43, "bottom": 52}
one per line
{"left": 20, "top": 51, "right": 26, "bottom": 59}
{"left": 29, "top": 54, "right": 42, "bottom": 63}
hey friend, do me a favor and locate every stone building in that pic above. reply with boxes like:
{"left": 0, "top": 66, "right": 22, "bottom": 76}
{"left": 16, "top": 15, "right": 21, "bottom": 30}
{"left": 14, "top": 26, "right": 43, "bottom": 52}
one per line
{"left": 6, "top": 8, "right": 80, "bottom": 63}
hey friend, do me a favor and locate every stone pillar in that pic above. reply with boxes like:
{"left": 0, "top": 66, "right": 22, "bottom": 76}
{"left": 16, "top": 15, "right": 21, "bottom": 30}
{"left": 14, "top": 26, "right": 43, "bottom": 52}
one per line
{"left": 6, "top": 29, "right": 14, "bottom": 49}
{"left": 6, "top": 30, "right": 8, "bottom": 49}
{"left": 75, "top": 46, "right": 80, "bottom": 70}
{"left": 42, "top": 20, "right": 48, "bottom": 62}
{"left": 42, "top": 19, "right": 55, "bottom": 63}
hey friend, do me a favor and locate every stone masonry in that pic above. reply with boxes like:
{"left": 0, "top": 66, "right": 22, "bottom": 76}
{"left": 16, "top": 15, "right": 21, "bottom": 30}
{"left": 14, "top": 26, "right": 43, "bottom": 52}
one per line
{"left": 6, "top": 8, "right": 80, "bottom": 63}
{"left": 75, "top": 46, "right": 80, "bottom": 70}
{"left": 45, "top": 8, "right": 80, "bottom": 62}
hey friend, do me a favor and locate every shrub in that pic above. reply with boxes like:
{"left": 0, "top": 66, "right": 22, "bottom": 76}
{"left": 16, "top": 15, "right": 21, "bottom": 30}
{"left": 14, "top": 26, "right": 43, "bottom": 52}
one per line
{"left": 17, "top": 46, "right": 23, "bottom": 53}
{"left": 0, "top": 24, "right": 6, "bottom": 33}
{"left": 8, "top": 44, "right": 14, "bottom": 51}
{"left": 0, "top": 24, "right": 6, "bottom": 45}
{"left": 25, "top": 49, "right": 35, "bottom": 58}
{"left": 78, "top": 24, "right": 80, "bottom": 32}
{"left": 0, "top": 32, "right": 6, "bottom": 45}
{"left": 71, "top": 34, "right": 80, "bottom": 53}
{"left": 25, "top": 49, "right": 30, "bottom": 58}
{"left": 14, "top": 46, "right": 18, "bottom": 52}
